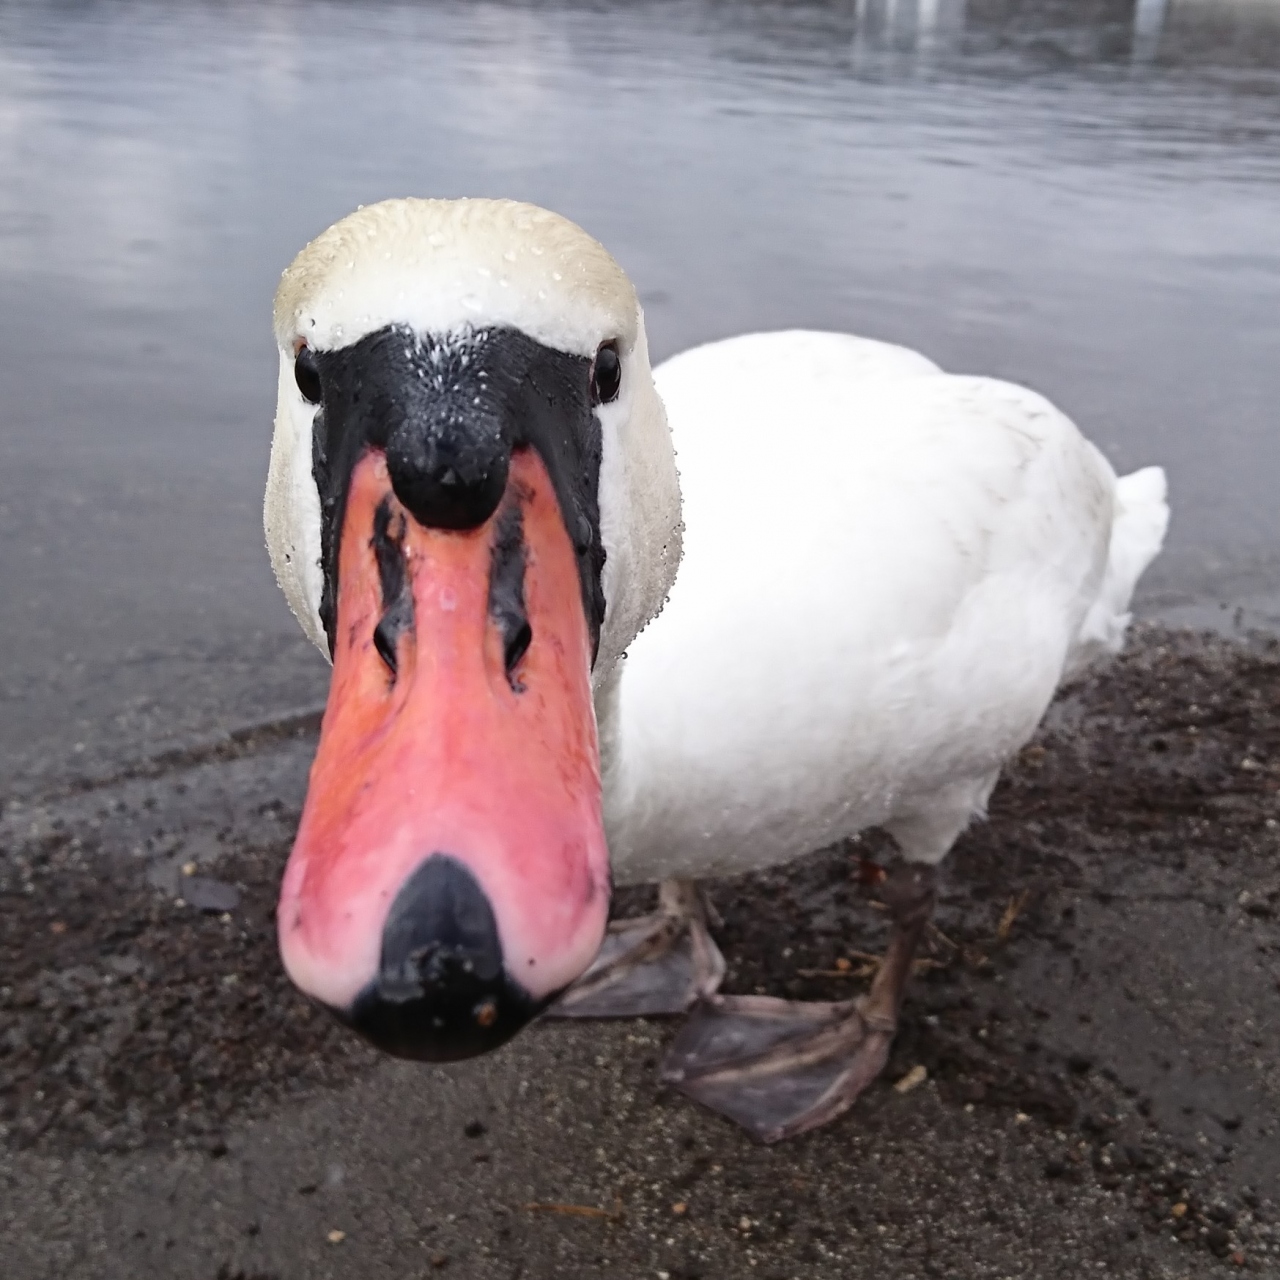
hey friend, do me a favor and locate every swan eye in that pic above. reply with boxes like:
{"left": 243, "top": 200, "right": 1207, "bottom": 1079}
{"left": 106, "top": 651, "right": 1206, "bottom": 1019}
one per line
{"left": 591, "top": 342, "right": 621, "bottom": 405}
{"left": 294, "top": 346, "right": 323, "bottom": 405}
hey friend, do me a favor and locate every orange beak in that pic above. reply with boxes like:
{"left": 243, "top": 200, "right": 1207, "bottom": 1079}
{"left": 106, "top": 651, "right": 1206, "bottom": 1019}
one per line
{"left": 278, "top": 446, "right": 610, "bottom": 1059}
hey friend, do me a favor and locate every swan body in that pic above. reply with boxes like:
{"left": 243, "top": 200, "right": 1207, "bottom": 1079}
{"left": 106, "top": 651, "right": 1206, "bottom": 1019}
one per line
{"left": 601, "top": 330, "right": 1168, "bottom": 884}
{"left": 264, "top": 199, "right": 1167, "bottom": 1134}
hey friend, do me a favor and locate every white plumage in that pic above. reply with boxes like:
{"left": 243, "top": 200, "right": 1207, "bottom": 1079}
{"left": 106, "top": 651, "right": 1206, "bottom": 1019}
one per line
{"left": 600, "top": 330, "right": 1168, "bottom": 885}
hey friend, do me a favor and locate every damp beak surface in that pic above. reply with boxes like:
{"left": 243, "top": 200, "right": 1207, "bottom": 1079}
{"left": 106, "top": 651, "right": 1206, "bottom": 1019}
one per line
{"left": 278, "top": 446, "right": 610, "bottom": 1060}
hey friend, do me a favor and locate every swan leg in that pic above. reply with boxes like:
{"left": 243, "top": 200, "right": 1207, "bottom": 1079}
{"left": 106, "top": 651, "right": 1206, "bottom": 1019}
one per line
{"left": 548, "top": 879, "right": 726, "bottom": 1018}
{"left": 659, "top": 862, "right": 936, "bottom": 1143}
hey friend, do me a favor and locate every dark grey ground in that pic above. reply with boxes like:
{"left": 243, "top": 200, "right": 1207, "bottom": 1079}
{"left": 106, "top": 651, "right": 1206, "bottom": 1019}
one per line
{"left": 2, "top": 626, "right": 1278, "bottom": 1278}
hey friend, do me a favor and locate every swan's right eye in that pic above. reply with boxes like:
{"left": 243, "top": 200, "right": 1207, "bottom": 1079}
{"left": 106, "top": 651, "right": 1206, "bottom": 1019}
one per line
{"left": 294, "top": 346, "right": 322, "bottom": 405}
{"left": 591, "top": 341, "right": 622, "bottom": 405}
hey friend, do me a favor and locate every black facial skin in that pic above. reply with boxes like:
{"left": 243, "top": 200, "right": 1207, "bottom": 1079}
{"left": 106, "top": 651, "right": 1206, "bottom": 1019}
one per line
{"left": 305, "top": 325, "right": 606, "bottom": 664}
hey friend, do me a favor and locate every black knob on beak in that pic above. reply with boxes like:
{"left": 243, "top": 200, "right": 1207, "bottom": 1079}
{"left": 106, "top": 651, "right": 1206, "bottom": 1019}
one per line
{"left": 385, "top": 406, "right": 509, "bottom": 531}
{"left": 347, "top": 854, "right": 539, "bottom": 1061}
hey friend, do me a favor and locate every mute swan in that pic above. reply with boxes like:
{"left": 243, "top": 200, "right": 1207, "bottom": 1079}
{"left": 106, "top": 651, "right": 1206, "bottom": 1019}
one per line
{"left": 265, "top": 198, "right": 1167, "bottom": 1141}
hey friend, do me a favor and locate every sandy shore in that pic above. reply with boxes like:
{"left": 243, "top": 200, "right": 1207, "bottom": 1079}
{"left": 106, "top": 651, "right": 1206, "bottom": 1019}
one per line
{"left": 1, "top": 625, "right": 1277, "bottom": 1278}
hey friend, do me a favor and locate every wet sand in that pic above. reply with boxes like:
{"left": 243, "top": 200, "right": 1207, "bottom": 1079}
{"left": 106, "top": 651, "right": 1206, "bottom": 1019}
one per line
{"left": 2, "top": 624, "right": 1277, "bottom": 1278}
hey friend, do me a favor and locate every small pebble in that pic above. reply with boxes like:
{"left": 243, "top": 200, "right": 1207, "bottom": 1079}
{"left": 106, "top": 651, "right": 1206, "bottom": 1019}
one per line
{"left": 671, "top": 1201, "right": 687, "bottom": 1216}
{"left": 894, "top": 1064, "right": 928, "bottom": 1094}
{"left": 1171, "top": 1203, "right": 1188, "bottom": 1219}
{"left": 327, "top": 1229, "right": 346, "bottom": 1244}
{"left": 182, "top": 877, "right": 241, "bottom": 913}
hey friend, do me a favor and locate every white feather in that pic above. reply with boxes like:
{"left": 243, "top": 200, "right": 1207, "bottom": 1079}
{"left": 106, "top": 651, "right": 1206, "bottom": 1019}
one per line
{"left": 1067, "top": 464, "right": 1169, "bottom": 678}
{"left": 263, "top": 355, "right": 328, "bottom": 655}
{"left": 601, "top": 331, "right": 1167, "bottom": 883}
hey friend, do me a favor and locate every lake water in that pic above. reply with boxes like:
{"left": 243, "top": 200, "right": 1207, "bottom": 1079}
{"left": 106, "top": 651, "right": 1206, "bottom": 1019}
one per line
{"left": 1, "top": 0, "right": 1278, "bottom": 794}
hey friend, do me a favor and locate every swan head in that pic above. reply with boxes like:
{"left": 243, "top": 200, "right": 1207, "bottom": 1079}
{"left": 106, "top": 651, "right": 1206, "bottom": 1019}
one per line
{"left": 265, "top": 198, "right": 680, "bottom": 1060}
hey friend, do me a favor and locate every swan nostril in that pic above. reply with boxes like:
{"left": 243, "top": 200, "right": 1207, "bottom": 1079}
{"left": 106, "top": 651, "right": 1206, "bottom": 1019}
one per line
{"left": 488, "top": 502, "right": 531, "bottom": 691}
{"left": 370, "top": 496, "right": 413, "bottom": 680}
{"left": 373, "top": 616, "right": 400, "bottom": 674}
{"left": 503, "top": 620, "right": 532, "bottom": 677}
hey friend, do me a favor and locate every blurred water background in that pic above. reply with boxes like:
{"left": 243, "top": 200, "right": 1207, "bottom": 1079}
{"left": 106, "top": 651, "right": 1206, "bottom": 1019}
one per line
{"left": 1, "top": 0, "right": 1278, "bottom": 797}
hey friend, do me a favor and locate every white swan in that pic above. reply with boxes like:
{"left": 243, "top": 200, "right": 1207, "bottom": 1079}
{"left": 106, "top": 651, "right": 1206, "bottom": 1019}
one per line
{"left": 265, "top": 198, "right": 1168, "bottom": 1140}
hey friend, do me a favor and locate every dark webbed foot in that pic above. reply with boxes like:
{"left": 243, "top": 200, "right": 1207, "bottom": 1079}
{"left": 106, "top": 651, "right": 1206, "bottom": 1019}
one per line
{"left": 549, "top": 879, "right": 725, "bottom": 1019}
{"left": 661, "top": 995, "right": 892, "bottom": 1142}
{"left": 659, "top": 862, "right": 937, "bottom": 1141}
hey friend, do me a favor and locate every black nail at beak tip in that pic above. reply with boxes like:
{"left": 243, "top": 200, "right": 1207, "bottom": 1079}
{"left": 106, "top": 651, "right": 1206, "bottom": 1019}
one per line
{"left": 344, "top": 854, "right": 542, "bottom": 1062}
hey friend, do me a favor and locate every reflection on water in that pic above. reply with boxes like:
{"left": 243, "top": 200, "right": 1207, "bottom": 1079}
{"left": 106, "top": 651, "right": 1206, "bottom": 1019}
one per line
{"left": 0, "top": 0, "right": 1277, "bottom": 788}
{"left": 1132, "top": 0, "right": 1168, "bottom": 62}
{"left": 722, "top": 0, "right": 1280, "bottom": 71}
{"left": 852, "top": 0, "right": 969, "bottom": 58}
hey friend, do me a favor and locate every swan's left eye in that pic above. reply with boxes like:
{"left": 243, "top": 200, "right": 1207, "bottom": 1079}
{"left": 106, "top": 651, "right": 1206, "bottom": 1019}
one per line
{"left": 591, "top": 342, "right": 621, "bottom": 405}
{"left": 294, "top": 346, "right": 322, "bottom": 405}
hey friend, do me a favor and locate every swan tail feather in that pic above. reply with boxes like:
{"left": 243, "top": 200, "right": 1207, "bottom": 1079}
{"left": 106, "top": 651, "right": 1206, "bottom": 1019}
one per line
{"left": 1067, "top": 464, "right": 1169, "bottom": 679}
